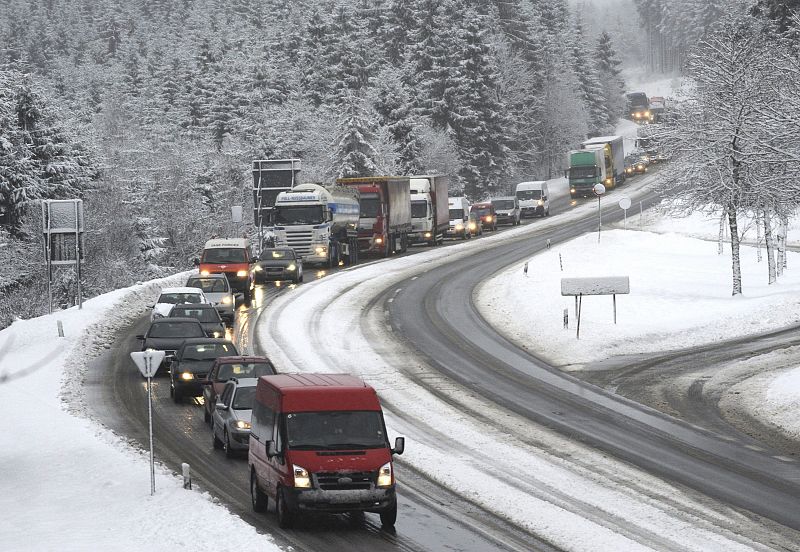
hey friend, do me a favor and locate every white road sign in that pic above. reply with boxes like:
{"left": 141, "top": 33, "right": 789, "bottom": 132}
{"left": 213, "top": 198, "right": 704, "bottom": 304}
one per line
{"left": 130, "top": 350, "right": 165, "bottom": 378}
{"left": 619, "top": 197, "right": 631, "bottom": 210}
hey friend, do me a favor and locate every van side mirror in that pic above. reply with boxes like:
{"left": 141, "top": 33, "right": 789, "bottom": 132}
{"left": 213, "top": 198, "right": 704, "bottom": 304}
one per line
{"left": 193, "top": 258, "right": 200, "bottom": 267}
{"left": 266, "top": 440, "right": 279, "bottom": 457}
{"left": 392, "top": 436, "right": 405, "bottom": 456}
{"left": 215, "top": 402, "right": 229, "bottom": 411}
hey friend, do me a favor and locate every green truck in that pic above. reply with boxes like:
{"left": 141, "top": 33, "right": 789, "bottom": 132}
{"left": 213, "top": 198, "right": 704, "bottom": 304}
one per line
{"left": 566, "top": 149, "right": 606, "bottom": 198}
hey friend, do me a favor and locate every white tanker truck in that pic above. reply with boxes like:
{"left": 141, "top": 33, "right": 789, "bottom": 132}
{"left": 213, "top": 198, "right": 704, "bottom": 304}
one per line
{"left": 272, "top": 183, "right": 360, "bottom": 267}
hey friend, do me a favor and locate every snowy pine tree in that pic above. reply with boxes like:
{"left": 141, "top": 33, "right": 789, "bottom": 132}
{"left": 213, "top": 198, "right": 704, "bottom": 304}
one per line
{"left": 334, "top": 94, "right": 379, "bottom": 178}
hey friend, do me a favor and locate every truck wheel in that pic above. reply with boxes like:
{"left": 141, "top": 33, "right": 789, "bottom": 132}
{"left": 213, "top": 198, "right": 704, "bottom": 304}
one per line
{"left": 380, "top": 500, "right": 397, "bottom": 528}
{"left": 251, "top": 469, "right": 267, "bottom": 513}
{"left": 277, "top": 487, "right": 295, "bottom": 528}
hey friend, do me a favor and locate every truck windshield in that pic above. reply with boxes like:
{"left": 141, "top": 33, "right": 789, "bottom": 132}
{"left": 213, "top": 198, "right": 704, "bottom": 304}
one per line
{"left": 569, "top": 167, "right": 597, "bottom": 179}
{"left": 360, "top": 195, "right": 380, "bottom": 218}
{"left": 274, "top": 206, "right": 324, "bottom": 225}
{"left": 492, "top": 200, "right": 515, "bottom": 210}
{"left": 411, "top": 200, "right": 428, "bottom": 219}
{"left": 202, "top": 248, "right": 247, "bottom": 263}
{"left": 516, "top": 190, "right": 542, "bottom": 200}
{"left": 285, "top": 411, "right": 387, "bottom": 450}
{"left": 449, "top": 209, "right": 464, "bottom": 220}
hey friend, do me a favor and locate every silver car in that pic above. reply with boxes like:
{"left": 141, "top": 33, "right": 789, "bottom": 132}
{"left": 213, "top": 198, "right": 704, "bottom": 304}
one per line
{"left": 186, "top": 273, "right": 235, "bottom": 324}
{"left": 211, "top": 378, "right": 256, "bottom": 458}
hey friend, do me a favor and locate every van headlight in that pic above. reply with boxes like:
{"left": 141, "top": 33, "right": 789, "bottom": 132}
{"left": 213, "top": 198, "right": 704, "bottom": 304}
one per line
{"left": 538, "top": 200, "right": 544, "bottom": 206}
{"left": 221, "top": 296, "right": 232, "bottom": 305}
{"left": 293, "top": 464, "right": 312, "bottom": 488}
{"left": 377, "top": 462, "right": 393, "bottom": 487}
{"left": 200, "top": 270, "right": 210, "bottom": 276}
{"left": 236, "top": 270, "right": 247, "bottom": 278}
{"left": 233, "top": 420, "right": 251, "bottom": 430}
{"left": 287, "top": 263, "right": 296, "bottom": 271}
{"left": 252, "top": 265, "right": 263, "bottom": 272}
{"left": 180, "top": 372, "right": 194, "bottom": 380}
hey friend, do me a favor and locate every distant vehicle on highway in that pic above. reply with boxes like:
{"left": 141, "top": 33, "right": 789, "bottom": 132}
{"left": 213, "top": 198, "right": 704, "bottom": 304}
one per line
{"left": 515, "top": 181, "right": 550, "bottom": 216}
{"left": 467, "top": 212, "right": 483, "bottom": 237}
{"left": 446, "top": 197, "right": 471, "bottom": 240}
{"left": 169, "top": 338, "right": 238, "bottom": 403}
{"left": 249, "top": 374, "right": 405, "bottom": 529}
{"left": 491, "top": 196, "right": 521, "bottom": 226}
{"left": 470, "top": 202, "right": 497, "bottom": 231}
{"left": 211, "top": 378, "right": 258, "bottom": 457}
{"left": 202, "top": 356, "right": 277, "bottom": 423}
{"left": 136, "top": 317, "right": 206, "bottom": 375}
{"left": 185, "top": 273, "right": 234, "bottom": 324}
{"left": 252, "top": 248, "right": 304, "bottom": 284}
{"left": 149, "top": 287, "right": 207, "bottom": 321}
{"left": 168, "top": 303, "right": 226, "bottom": 338}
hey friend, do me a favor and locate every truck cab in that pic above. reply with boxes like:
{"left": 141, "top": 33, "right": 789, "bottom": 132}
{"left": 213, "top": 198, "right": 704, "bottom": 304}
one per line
{"left": 407, "top": 175, "right": 450, "bottom": 246}
{"left": 272, "top": 184, "right": 359, "bottom": 267}
{"left": 248, "top": 374, "right": 405, "bottom": 529}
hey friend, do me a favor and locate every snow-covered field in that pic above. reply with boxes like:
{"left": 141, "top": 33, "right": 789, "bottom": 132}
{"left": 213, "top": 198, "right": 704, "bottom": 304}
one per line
{"left": 0, "top": 274, "right": 280, "bottom": 552}
{"left": 476, "top": 222, "right": 800, "bottom": 444}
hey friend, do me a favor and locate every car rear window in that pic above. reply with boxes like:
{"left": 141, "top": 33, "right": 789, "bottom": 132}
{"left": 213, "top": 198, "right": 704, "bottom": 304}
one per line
{"left": 215, "top": 362, "right": 276, "bottom": 381}
{"left": 148, "top": 321, "right": 205, "bottom": 338}
{"left": 182, "top": 342, "right": 237, "bottom": 360}
{"left": 159, "top": 293, "right": 202, "bottom": 305}
{"left": 187, "top": 278, "right": 229, "bottom": 293}
{"left": 171, "top": 307, "right": 220, "bottom": 323}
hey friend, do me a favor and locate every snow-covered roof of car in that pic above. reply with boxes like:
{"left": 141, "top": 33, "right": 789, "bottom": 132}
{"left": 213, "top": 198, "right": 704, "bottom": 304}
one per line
{"left": 159, "top": 287, "right": 206, "bottom": 295}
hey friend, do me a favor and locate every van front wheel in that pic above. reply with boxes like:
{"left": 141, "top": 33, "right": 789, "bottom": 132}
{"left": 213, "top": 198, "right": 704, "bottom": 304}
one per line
{"left": 250, "top": 470, "right": 267, "bottom": 513}
{"left": 380, "top": 500, "right": 397, "bottom": 528}
{"left": 277, "top": 487, "right": 295, "bottom": 528}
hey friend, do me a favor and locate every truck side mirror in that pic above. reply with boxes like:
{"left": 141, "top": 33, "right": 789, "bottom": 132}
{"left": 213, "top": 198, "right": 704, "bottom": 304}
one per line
{"left": 563, "top": 169, "right": 568, "bottom": 178}
{"left": 392, "top": 436, "right": 405, "bottom": 456}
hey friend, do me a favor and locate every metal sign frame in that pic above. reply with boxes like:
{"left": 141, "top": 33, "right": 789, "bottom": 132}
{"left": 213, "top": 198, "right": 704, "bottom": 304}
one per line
{"left": 561, "top": 276, "right": 630, "bottom": 339}
{"left": 42, "top": 199, "right": 85, "bottom": 312}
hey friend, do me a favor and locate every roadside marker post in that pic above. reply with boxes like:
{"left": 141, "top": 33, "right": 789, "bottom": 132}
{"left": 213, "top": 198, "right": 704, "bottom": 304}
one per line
{"left": 130, "top": 350, "right": 165, "bottom": 496}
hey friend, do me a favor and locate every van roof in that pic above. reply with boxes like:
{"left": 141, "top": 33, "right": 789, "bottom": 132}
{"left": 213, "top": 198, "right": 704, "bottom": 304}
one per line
{"left": 515, "top": 181, "right": 546, "bottom": 190}
{"left": 256, "top": 374, "right": 381, "bottom": 412}
{"left": 204, "top": 238, "right": 248, "bottom": 249}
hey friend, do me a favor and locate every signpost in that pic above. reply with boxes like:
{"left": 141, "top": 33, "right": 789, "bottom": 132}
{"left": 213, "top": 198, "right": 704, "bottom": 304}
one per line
{"left": 42, "top": 199, "right": 85, "bottom": 312}
{"left": 130, "top": 350, "right": 165, "bottom": 495}
{"left": 561, "top": 276, "right": 630, "bottom": 339}
{"left": 619, "top": 197, "right": 631, "bottom": 229}
{"left": 593, "top": 184, "right": 605, "bottom": 243}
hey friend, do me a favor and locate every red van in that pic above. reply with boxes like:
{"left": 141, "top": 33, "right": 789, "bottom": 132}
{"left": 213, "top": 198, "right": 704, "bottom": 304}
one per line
{"left": 194, "top": 238, "right": 254, "bottom": 304}
{"left": 248, "top": 374, "right": 405, "bottom": 528}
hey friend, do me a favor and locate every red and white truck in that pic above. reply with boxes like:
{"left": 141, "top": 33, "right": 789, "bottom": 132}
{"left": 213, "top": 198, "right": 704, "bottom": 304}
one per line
{"left": 336, "top": 176, "right": 412, "bottom": 257}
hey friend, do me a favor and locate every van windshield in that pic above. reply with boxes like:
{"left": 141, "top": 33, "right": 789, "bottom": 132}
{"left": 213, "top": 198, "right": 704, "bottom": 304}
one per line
{"left": 449, "top": 209, "right": 464, "bottom": 220}
{"left": 285, "top": 411, "right": 387, "bottom": 450}
{"left": 492, "top": 200, "right": 515, "bottom": 210}
{"left": 516, "top": 190, "right": 542, "bottom": 200}
{"left": 187, "top": 278, "right": 229, "bottom": 293}
{"left": 202, "top": 248, "right": 247, "bottom": 263}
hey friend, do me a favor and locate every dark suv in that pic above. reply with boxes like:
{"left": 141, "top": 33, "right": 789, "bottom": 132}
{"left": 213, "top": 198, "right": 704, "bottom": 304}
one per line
{"left": 136, "top": 318, "right": 206, "bottom": 375}
{"left": 169, "top": 338, "right": 238, "bottom": 403}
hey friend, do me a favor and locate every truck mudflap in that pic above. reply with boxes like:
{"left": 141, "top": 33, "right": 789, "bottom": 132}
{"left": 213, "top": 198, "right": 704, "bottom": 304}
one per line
{"left": 288, "top": 486, "right": 396, "bottom": 513}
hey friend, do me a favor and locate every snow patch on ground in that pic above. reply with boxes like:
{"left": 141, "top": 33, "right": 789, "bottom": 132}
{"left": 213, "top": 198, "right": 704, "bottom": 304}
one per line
{"left": 0, "top": 273, "right": 280, "bottom": 552}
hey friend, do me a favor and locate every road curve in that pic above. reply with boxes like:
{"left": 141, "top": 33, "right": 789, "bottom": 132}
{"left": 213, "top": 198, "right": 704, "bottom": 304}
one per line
{"left": 383, "top": 180, "right": 800, "bottom": 539}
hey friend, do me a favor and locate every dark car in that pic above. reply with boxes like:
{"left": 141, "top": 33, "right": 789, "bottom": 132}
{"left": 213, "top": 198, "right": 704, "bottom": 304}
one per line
{"left": 252, "top": 248, "right": 303, "bottom": 284}
{"left": 202, "top": 355, "right": 277, "bottom": 423}
{"left": 170, "top": 338, "right": 239, "bottom": 403}
{"left": 136, "top": 318, "right": 206, "bottom": 375}
{"left": 169, "top": 303, "right": 226, "bottom": 339}
{"left": 470, "top": 202, "right": 497, "bottom": 231}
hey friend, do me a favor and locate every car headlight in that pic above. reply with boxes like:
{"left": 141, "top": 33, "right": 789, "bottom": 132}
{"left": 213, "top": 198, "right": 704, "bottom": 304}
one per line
{"left": 233, "top": 420, "right": 251, "bottom": 430}
{"left": 645, "top": 111, "right": 650, "bottom": 117}
{"left": 468, "top": 222, "right": 476, "bottom": 230}
{"left": 538, "top": 200, "right": 544, "bottom": 206}
{"left": 485, "top": 216, "right": 493, "bottom": 222}
{"left": 287, "top": 263, "right": 296, "bottom": 271}
{"left": 212, "top": 331, "right": 222, "bottom": 338}
{"left": 375, "top": 237, "right": 383, "bottom": 244}
{"left": 570, "top": 188, "right": 576, "bottom": 193}
{"left": 455, "top": 223, "right": 464, "bottom": 231}
{"left": 377, "top": 462, "right": 393, "bottom": 487}
{"left": 605, "top": 178, "right": 612, "bottom": 185}
{"left": 252, "top": 265, "right": 263, "bottom": 272}
{"left": 236, "top": 270, "right": 247, "bottom": 278}
{"left": 221, "top": 296, "right": 232, "bottom": 305}
{"left": 180, "top": 372, "right": 194, "bottom": 380}
{"left": 293, "top": 464, "right": 312, "bottom": 488}
{"left": 200, "top": 270, "right": 210, "bottom": 276}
